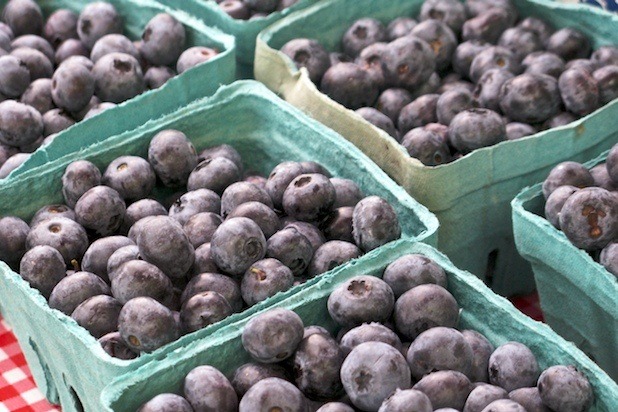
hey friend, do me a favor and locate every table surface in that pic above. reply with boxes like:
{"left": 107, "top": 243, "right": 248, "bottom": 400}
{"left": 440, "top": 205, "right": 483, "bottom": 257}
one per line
{"left": 0, "top": 293, "right": 542, "bottom": 412}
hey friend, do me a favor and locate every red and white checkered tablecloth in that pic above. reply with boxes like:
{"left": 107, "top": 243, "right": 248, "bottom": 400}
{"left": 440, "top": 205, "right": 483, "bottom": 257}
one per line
{"left": 0, "top": 316, "right": 60, "bottom": 412}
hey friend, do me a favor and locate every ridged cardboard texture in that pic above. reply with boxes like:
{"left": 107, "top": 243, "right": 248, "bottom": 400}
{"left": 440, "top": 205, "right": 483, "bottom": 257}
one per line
{"left": 0, "top": 81, "right": 438, "bottom": 411}
{"left": 0, "top": 0, "right": 236, "bottom": 182}
{"left": 254, "top": 0, "right": 618, "bottom": 297}
{"left": 100, "top": 240, "right": 618, "bottom": 412}
{"left": 512, "top": 150, "right": 618, "bottom": 381}
{"left": 156, "top": 0, "right": 318, "bottom": 78}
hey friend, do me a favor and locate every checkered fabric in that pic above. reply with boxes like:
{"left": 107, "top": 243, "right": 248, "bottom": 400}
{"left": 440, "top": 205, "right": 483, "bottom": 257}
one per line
{"left": 0, "top": 316, "right": 60, "bottom": 412}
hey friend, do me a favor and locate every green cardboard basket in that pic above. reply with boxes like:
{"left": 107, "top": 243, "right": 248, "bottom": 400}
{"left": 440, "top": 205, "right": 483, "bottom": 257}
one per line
{"left": 0, "top": 0, "right": 236, "bottom": 181}
{"left": 155, "top": 0, "right": 319, "bottom": 78}
{"left": 0, "top": 80, "right": 438, "bottom": 411}
{"left": 100, "top": 240, "right": 618, "bottom": 412}
{"left": 512, "top": 150, "right": 618, "bottom": 381}
{"left": 254, "top": 0, "right": 618, "bottom": 297}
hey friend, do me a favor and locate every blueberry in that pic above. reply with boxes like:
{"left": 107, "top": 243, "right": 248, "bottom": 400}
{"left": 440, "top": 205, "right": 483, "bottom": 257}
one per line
{"left": 19, "top": 79, "right": 52, "bottom": 114}
{"left": 411, "top": 19, "right": 457, "bottom": 72}
{"left": 0, "top": 153, "right": 28, "bottom": 178}
{"left": 500, "top": 74, "right": 561, "bottom": 123}
{"left": 508, "top": 387, "right": 550, "bottom": 412}
{"left": 242, "top": 308, "right": 304, "bottom": 363}
{"left": 317, "top": 402, "right": 355, "bottom": 412}
{"left": 522, "top": 52, "right": 565, "bottom": 79}
{"left": 221, "top": 181, "right": 272, "bottom": 218}
{"left": 402, "top": 127, "right": 452, "bottom": 166}
{"left": 176, "top": 46, "right": 219, "bottom": 74}
{"left": 92, "top": 52, "right": 145, "bottom": 103}
{"left": 136, "top": 215, "right": 195, "bottom": 278}
{"left": 558, "top": 68, "right": 600, "bottom": 116}
{"left": 111, "top": 259, "right": 172, "bottom": 304}
{"left": 413, "top": 370, "right": 473, "bottom": 410}
{"left": 327, "top": 275, "right": 394, "bottom": 327}
{"left": 544, "top": 185, "right": 578, "bottom": 229}
{"left": 183, "top": 365, "right": 238, "bottom": 411}
{"left": 379, "top": 388, "right": 433, "bottom": 412}
{"left": 147, "top": 129, "right": 197, "bottom": 187}
{"left": 341, "top": 341, "right": 411, "bottom": 411}
{"left": 0, "top": 144, "right": 18, "bottom": 169}
{"left": 376, "top": 88, "right": 413, "bottom": 124}
{"left": 83, "top": 102, "right": 116, "bottom": 119}
{"left": 238, "top": 377, "right": 306, "bottom": 411}
{"left": 144, "top": 66, "right": 175, "bottom": 90}
{"left": 281, "top": 38, "right": 330, "bottom": 84}
{"left": 328, "top": 178, "right": 362, "bottom": 209}
{"left": 542, "top": 111, "right": 578, "bottom": 130}
{"left": 342, "top": 18, "right": 386, "bottom": 58}
{"left": 506, "top": 122, "right": 536, "bottom": 140}
{"left": 559, "top": 187, "right": 618, "bottom": 250}
{"left": 89, "top": 34, "right": 138, "bottom": 64}
{"left": 218, "top": 0, "right": 250, "bottom": 19}
{"left": 420, "top": 0, "right": 466, "bottom": 34}
{"left": 321, "top": 206, "right": 354, "bottom": 243}
{"left": 411, "top": 72, "right": 441, "bottom": 100}
{"left": 488, "top": 342, "right": 540, "bottom": 392}
{"left": 245, "top": 0, "right": 278, "bottom": 12}
{"left": 266, "top": 227, "right": 313, "bottom": 276}
{"left": 42, "top": 109, "right": 75, "bottom": 136}
{"left": 473, "top": 69, "right": 514, "bottom": 113}
{"left": 407, "top": 327, "right": 474, "bottom": 380}
{"left": 469, "top": 46, "right": 519, "bottom": 84}
{"left": 241, "top": 258, "right": 293, "bottom": 305}
{"left": 43, "top": 9, "right": 77, "bottom": 48}
{"left": 106, "top": 245, "right": 140, "bottom": 281}
{"left": 0, "top": 216, "right": 28, "bottom": 268}
{"left": 82, "top": 236, "right": 134, "bottom": 282}
{"left": 480, "top": 399, "right": 526, "bottom": 412}
{"left": 282, "top": 173, "right": 336, "bottom": 222}
{"left": 181, "top": 272, "right": 241, "bottom": 311}
{"left": 329, "top": 51, "right": 353, "bottom": 66}
{"left": 284, "top": 220, "right": 325, "bottom": 252}
{"left": 438, "top": 88, "right": 478, "bottom": 126}
{"left": 98, "top": 331, "right": 137, "bottom": 360}
{"left": 0, "top": 100, "right": 42, "bottom": 148}
{"left": 593, "top": 64, "right": 618, "bottom": 106}
{"left": 542, "top": 161, "right": 594, "bottom": 199}
{"left": 538, "top": 365, "right": 593, "bottom": 412}
{"left": 339, "top": 322, "right": 402, "bottom": 355}
{"left": 590, "top": 164, "right": 617, "bottom": 191}
{"left": 10, "top": 35, "right": 53, "bottom": 61}
{"left": 461, "top": 330, "right": 495, "bottom": 382}
{"left": 54, "top": 39, "right": 89, "bottom": 65}
{"left": 382, "top": 36, "right": 436, "bottom": 89}
{"left": 74, "top": 185, "right": 126, "bottom": 236}
{"left": 293, "top": 331, "right": 345, "bottom": 400}
{"left": 452, "top": 40, "right": 491, "bottom": 80}
{"left": 244, "top": 174, "right": 267, "bottom": 189}
{"left": 227, "top": 201, "right": 279, "bottom": 240}
{"left": 187, "top": 157, "right": 241, "bottom": 194}
{"left": 464, "top": 384, "right": 509, "bottom": 412}
{"left": 77, "top": 2, "right": 123, "bottom": 49}
{"left": 321, "top": 63, "right": 379, "bottom": 109}
{"left": 356, "top": 42, "right": 389, "bottom": 89}
{"left": 169, "top": 189, "right": 221, "bottom": 226}
{"left": 447, "top": 108, "right": 505, "bottom": 154}
{"left": 10, "top": 47, "right": 51, "bottom": 80}
{"left": 71, "top": 294, "right": 122, "bottom": 338}
{"left": 462, "top": 9, "right": 511, "bottom": 45}
{"left": 265, "top": 161, "right": 305, "bottom": 209}
{"left": 398, "top": 94, "right": 440, "bottom": 134}
{"left": 517, "top": 17, "right": 553, "bottom": 45}
{"left": 121, "top": 199, "right": 166, "bottom": 234}
{"left": 607, "top": 143, "right": 618, "bottom": 183}
{"left": 2, "top": 0, "right": 43, "bottom": 36}
{"left": 386, "top": 17, "right": 417, "bottom": 41}
{"left": 49, "top": 271, "right": 110, "bottom": 315}
{"left": 304, "top": 325, "right": 330, "bottom": 339}
{"left": 307, "top": 240, "right": 361, "bottom": 278}
{"left": 19, "top": 245, "right": 65, "bottom": 298}
{"left": 211, "top": 217, "right": 266, "bottom": 276}
{"left": 395, "top": 284, "right": 459, "bottom": 341}
{"left": 138, "top": 393, "right": 193, "bottom": 412}
{"left": 182, "top": 212, "right": 222, "bottom": 249}
{"left": 140, "top": 13, "right": 185, "bottom": 66}
{"left": 26, "top": 217, "right": 88, "bottom": 265}
{"left": 61, "top": 160, "right": 102, "bottom": 208}
{"left": 386, "top": 257, "right": 447, "bottom": 305}
{"left": 498, "top": 27, "right": 543, "bottom": 60}
{"left": 352, "top": 196, "right": 400, "bottom": 251}
{"left": 102, "top": 156, "right": 156, "bottom": 202}
{"left": 179, "top": 290, "right": 232, "bottom": 333}
{"left": 600, "top": 242, "right": 618, "bottom": 279}
{"left": 118, "top": 296, "right": 179, "bottom": 352}
{"left": 231, "top": 362, "right": 289, "bottom": 398}
{"left": 191, "top": 243, "right": 219, "bottom": 276}
{"left": 546, "top": 28, "right": 590, "bottom": 61}
{"left": 565, "top": 58, "right": 598, "bottom": 74}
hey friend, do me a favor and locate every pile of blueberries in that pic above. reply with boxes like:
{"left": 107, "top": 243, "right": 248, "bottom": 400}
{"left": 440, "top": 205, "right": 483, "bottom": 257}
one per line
{"left": 0, "top": 0, "right": 219, "bottom": 178}
{"left": 542, "top": 142, "right": 618, "bottom": 279}
{"left": 137, "top": 254, "right": 593, "bottom": 412}
{"left": 215, "top": 0, "right": 299, "bottom": 20}
{"left": 0, "top": 128, "right": 401, "bottom": 358}
{"left": 280, "top": 0, "right": 618, "bottom": 166}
